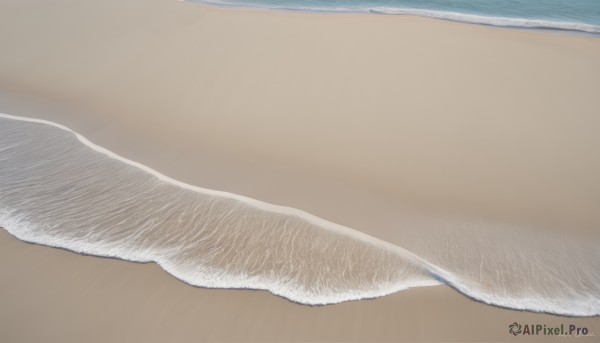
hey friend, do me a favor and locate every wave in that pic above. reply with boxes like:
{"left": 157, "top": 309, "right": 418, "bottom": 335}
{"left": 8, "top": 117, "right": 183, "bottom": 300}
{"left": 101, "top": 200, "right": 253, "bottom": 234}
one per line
{"left": 1, "top": 113, "right": 599, "bottom": 316}
{"left": 190, "top": 0, "right": 600, "bottom": 35}
{"left": 368, "top": 8, "right": 600, "bottom": 34}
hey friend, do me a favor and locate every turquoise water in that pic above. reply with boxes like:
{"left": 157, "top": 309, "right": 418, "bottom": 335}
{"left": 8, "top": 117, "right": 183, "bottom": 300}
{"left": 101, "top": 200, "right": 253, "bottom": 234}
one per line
{"left": 192, "top": 0, "right": 600, "bottom": 33}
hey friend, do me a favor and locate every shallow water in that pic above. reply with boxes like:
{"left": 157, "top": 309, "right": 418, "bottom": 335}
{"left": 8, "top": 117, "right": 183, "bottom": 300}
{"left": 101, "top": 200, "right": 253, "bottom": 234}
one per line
{"left": 190, "top": 0, "right": 600, "bottom": 34}
{"left": 1, "top": 113, "right": 599, "bottom": 316}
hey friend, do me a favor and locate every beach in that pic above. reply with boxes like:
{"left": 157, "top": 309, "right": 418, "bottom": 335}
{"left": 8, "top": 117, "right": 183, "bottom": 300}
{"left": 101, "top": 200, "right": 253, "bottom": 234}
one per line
{"left": 1, "top": 0, "right": 599, "bottom": 341}
{"left": 0, "top": 230, "right": 598, "bottom": 342}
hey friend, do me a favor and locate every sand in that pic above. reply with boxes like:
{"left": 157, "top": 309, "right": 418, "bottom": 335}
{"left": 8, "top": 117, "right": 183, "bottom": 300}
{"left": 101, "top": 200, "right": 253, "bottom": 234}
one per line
{"left": 1, "top": 230, "right": 598, "bottom": 342}
{"left": 1, "top": 0, "right": 599, "bottom": 341}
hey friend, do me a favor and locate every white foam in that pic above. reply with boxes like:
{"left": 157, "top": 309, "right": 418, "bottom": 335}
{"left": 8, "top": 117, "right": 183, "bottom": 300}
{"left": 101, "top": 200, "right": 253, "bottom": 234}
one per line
{"left": 0, "top": 113, "right": 428, "bottom": 263}
{"left": 1, "top": 112, "right": 599, "bottom": 316}
{"left": 368, "top": 8, "right": 600, "bottom": 34}
{"left": 0, "top": 112, "right": 444, "bottom": 304}
{"left": 189, "top": 0, "right": 600, "bottom": 34}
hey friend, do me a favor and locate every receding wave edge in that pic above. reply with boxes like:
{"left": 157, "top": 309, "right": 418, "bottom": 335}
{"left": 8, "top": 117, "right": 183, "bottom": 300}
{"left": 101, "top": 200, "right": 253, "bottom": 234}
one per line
{"left": 188, "top": 0, "right": 600, "bottom": 34}
{"left": 0, "top": 112, "right": 598, "bottom": 317}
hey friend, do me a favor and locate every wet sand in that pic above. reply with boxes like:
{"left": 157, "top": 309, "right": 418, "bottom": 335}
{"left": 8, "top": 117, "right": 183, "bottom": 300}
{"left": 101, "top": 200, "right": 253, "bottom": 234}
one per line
{"left": 1, "top": 230, "right": 598, "bottom": 342}
{"left": 1, "top": 0, "right": 599, "bottom": 341}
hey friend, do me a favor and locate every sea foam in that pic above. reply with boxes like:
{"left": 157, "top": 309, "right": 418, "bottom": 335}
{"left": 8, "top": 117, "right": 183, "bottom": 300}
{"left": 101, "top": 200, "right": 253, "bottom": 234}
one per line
{"left": 0, "top": 113, "right": 599, "bottom": 316}
{"left": 191, "top": 0, "right": 600, "bottom": 34}
{"left": 368, "top": 8, "right": 600, "bottom": 34}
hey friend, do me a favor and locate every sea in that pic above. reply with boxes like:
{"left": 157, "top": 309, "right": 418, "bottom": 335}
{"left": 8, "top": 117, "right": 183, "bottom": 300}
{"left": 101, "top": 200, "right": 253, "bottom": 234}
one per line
{"left": 1, "top": 113, "right": 599, "bottom": 316}
{"left": 190, "top": 0, "right": 600, "bottom": 34}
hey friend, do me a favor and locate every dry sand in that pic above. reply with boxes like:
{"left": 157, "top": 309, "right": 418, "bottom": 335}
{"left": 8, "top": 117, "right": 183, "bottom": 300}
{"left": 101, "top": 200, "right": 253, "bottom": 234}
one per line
{"left": 1, "top": 0, "right": 599, "bottom": 341}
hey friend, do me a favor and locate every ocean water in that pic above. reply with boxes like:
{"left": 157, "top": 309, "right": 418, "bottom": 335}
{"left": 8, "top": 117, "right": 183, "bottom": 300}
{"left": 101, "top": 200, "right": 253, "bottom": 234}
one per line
{"left": 1, "top": 113, "right": 599, "bottom": 316}
{"left": 190, "top": 0, "right": 600, "bottom": 34}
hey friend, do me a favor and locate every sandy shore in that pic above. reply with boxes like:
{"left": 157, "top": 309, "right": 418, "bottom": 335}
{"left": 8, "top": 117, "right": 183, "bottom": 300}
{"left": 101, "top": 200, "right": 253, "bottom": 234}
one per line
{"left": 1, "top": 0, "right": 600, "bottom": 341}
{"left": 1, "top": 230, "right": 598, "bottom": 342}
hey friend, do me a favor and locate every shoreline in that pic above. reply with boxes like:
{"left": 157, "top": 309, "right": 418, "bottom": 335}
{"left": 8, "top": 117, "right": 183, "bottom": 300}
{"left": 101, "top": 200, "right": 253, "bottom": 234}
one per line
{"left": 2, "top": 112, "right": 596, "bottom": 317}
{"left": 2, "top": 225, "right": 599, "bottom": 320}
{"left": 0, "top": 228, "right": 597, "bottom": 342}
{"left": 1, "top": 0, "right": 599, "bottom": 340}
{"left": 186, "top": 0, "right": 600, "bottom": 36}
{"left": 0, "top": 223, "right": 442, "bottom": 309}
{"left": 3, "top": 111, "right": 599, "bottom": 317}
